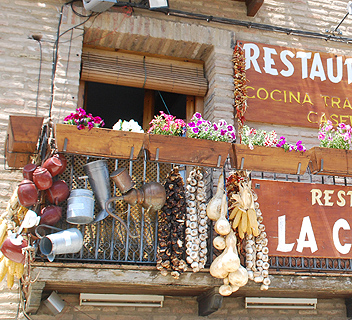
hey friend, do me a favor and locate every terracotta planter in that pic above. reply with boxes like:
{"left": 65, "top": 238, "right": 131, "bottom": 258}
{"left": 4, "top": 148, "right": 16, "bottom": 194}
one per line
{"left": 5, "top": 116, "right": 44, "bottom": 168}
{"left": 307, "top": 147, "right": 352, "bottom": 176}
{"left": 232, "top": 144, "right": 310, "bottom": 175}
{"left": 144, "top": 134, "right": 232, "bottom": 167}
{"left": 55, "top": 124, "right": 145, "bottom": 160}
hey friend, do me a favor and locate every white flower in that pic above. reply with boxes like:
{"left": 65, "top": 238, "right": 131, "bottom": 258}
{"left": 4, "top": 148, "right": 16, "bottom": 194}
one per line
{"left": 113, "top": 119, "right": 144, "bottom": 133}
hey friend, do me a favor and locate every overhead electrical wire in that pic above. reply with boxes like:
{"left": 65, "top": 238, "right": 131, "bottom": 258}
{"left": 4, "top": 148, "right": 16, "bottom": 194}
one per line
{"left": 112, "top": 1, "right": 352, "bottom": 44}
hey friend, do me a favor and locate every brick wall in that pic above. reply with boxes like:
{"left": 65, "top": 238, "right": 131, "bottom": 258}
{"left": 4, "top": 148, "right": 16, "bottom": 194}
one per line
{"left": 1, "top": 0, "right": 352, "bottom": 318}
{"left": 27, "top": 295, "right": 348, "bottom": 320}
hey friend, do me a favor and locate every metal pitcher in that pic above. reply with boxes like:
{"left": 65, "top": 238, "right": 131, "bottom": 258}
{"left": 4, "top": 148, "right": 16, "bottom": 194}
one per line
{"left": 83, "top": 160, "right": 112, "bottom": 222}
{"left": 105, "top": 168, "right": 166, "bottom": 238}
{"left": 37, "top": 225, "right": 83, "bottom": 262}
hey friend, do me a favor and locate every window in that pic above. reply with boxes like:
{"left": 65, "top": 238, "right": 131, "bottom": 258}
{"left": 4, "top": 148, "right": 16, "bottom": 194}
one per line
{"left": 78, "top": 47, "right": 207, "bottom": 130}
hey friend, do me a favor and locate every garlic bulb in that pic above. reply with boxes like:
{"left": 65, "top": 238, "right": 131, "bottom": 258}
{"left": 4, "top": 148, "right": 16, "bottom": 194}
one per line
{"left": 185, "top": 167, "right": 208, "bottom": 273}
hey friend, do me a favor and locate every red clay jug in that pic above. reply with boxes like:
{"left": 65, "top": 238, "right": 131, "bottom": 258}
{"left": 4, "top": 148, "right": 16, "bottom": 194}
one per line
{"left": 18, "top": 179, "right": 39, "bottom": 207}
{"left": 33, "top": 166, "right": 53, "bottom": 190}
{"left": 53, "top": 153, "right": 67, "bottom": 175}
{"left": 46, "top": 180, "right": 70, "bottom": 205}
{"left": 39, "top": 206, "right": 62, "bottom": 226}
{"left": 42, "top": 156, "right": 64, "bottom": 177}
{"left": 22, "top": 163, "right": 37, "bottom": 181}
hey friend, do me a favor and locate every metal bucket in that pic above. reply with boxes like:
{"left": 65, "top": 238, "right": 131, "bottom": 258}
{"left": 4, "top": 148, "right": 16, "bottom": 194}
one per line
{"left": 83, "top": 160, "right": 111, "bottom": 222}
{"left": 66, "top": 189, "right": 95, "bottom": 224}
{"left": 39, "top": 228, "right": 83, "bottom": 262}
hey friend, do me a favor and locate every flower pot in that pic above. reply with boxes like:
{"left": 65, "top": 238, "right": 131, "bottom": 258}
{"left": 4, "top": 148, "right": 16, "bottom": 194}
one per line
{"left": 232, "top": 144, "right": 310, "bottom": 175}
{"left": 307, "top": 147, "right": 352, "bottom": 176}
{"left": 144, "top": 134, "right": 232, "bottom": 167}
{"left": 55, "top": 124, "right": 145, "bottom": 160}
{"left": 5, "top": 116, "right": 44, "bottom": 168}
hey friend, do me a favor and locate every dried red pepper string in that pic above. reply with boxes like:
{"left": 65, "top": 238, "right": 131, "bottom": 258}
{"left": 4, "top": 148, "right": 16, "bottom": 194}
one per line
{"left": 233, "top": 44, "right": 248, "bottom": 140}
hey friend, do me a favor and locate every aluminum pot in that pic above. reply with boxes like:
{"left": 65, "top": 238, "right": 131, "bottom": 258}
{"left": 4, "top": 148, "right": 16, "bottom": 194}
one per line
{"left": 66, "top": 189, "right": 95, "bottom": 224}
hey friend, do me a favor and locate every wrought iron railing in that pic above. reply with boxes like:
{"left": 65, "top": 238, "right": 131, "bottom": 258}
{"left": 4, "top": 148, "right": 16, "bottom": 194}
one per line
{"left": 35, "top": 153, "right": 352, "bottom": 273}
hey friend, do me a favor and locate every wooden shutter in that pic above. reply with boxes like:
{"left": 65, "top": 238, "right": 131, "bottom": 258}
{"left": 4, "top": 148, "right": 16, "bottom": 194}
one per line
{"left": 81, "top": 47, "right": 208, "bottom": 97}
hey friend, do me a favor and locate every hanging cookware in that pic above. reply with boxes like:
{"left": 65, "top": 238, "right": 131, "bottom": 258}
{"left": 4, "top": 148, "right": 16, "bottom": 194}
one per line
{"left": 39, "top": 206, "right": 62, "bottom": 226}
{"left": 66, "top": 189, "right": 95, "bottom": 225}
{"left": 33, "top": 166, "right": 53, "bottom": 190}
{"left": 42, "top": 156, "right": 64, "bottom": 177}
{"left": 53, "top": 153, "right": 67, "bottom": 175}
{"left": 110, "top": 168, "right": 135, "bottom": 194}
{"left": 36, "top": 225, "right": 83, "bottom": 262}
{"left": 18, "top": 179, "right": 39, "bottom": 207}
{"left": 83, "top": 160, "right": 112, "bottom": 222}
{"left": 16, "top": 209, "right": 41, "bottom": 236}
{"left": 105, "top": 168, "right": 166, "bottom": 238}
{"left": 45, "top": 180, "right": 70, "bottom": 205}
{"left": 22, "top": 163, "right": 37, "bottom": 181}
{"left": 0, "top": 233, "right": 28, "bottom": 264}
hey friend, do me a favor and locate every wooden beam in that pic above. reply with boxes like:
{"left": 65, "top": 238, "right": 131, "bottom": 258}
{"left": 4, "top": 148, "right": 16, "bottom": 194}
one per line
{"left": 31, "top": 265, "right": 352, "bottom": 298}
{"left": 197, "top": 288, "right": 223, "bottom": 316}
{"left": 143, "top": 89, "right": 155, "bottom": 132}
{"left": 186, "top": 96, "right": 195, "bottom": 123}
{"left": 245, "top": 0, "right": 264, "bottom": 17}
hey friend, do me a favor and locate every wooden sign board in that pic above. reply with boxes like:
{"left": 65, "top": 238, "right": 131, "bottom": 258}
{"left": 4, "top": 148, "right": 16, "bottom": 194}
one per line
{"left": 239, "top": 41, "right": 352, "bottom": 128}
{"left": 253, "top": 179, "right": 352, "bottom": 258}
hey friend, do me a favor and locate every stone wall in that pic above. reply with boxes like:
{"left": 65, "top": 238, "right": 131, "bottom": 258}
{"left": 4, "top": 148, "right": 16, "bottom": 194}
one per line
{"left": 28, "top": 295, "right": 349, "bottom": 320}
{"left": 1, "top": 0, "right": 352, "bottom": 318}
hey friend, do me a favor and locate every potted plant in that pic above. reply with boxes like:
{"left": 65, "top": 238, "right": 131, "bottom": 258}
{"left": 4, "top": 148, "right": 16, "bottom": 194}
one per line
{"left": 144, "top": 112, "right": 235, "bottom": 167}
{"left": 308, "top": 121, "right": 352, "bottom": 176}
{"left": 233, "top": 125, "right": 309, "bottom": 175}
{"left": 55, "top": 108, "right": 145, "bottom": 160}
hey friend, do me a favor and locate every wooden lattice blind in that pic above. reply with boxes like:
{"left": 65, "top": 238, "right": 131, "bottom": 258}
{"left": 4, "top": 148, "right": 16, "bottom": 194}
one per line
{"left": 81, "top": 47, "right": 208, "bottom": 97}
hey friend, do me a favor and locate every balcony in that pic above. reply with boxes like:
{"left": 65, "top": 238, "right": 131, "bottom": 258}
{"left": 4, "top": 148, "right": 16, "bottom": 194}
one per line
{"left": 12, "top": 125, "right": 352, "bottom": 313}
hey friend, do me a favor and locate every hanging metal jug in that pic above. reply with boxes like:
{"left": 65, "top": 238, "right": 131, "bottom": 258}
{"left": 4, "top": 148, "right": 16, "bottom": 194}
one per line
{"left": 83, "top": 160, "right": 112, "bottom": 222}
{"left": 105, "top": 168, "right": 166, "bottom": 238}
{"left": 37, "top": 225, "right": 83, "bottom": 262}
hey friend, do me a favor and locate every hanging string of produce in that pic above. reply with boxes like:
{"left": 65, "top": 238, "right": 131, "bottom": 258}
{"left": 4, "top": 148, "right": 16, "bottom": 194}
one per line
{"left": 207, "top": 172, "right": 249, "bottom": 296}
{"left": 156, "top": 167, "right": 187, "bottom": 279}
{"left": 185, "top": 167, "right": 208, "bottom": 272}
{"left": 226, "top": 171, "right": 270, "bottom": 290}
{"left": 232, "top": 44, "right": 248, "bottom": 137}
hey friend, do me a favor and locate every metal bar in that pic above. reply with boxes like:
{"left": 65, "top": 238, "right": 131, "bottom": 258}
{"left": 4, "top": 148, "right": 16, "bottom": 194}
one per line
{"left": 110, "top": 159, "right": 119, "bottom": 260}
{"left": 124, "top": 160, "right": 134, "bottom": 261}
{"left": 139, "top": 154, "right": 147, "bottom": 262}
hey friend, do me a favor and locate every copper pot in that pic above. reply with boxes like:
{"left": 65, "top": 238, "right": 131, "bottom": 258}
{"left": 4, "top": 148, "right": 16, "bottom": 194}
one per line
{"left": 33, "top": 166, "right": 53, "bottom": 190}
{"left": 0, "top": 236, "right": 28, "bottom": 264}
{"left": 18, "top": 179, "right": 39, "bottom": 207}
{"left": 39, "top": 206, "right": 62, "bottom": 226}
{"left": 53, "top": 153, "right": 67, "bottom": 175}
{"left": 22, "top": 163, "right": 37, "bottom": 181}
{"left": 42, "top": 156, "right": 64, "bottom": 177}
{"left": 46, "top": 180, "right": 70, "bottom": 205}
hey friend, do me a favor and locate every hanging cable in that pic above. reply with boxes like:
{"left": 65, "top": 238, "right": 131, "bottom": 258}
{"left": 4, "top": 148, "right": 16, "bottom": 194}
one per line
{"left": 30, "top": 35, "right": 43, "bottom": 117}
{"left": 158, "top": 91, "right": 171, "bottom": 115}
{"left": 112, "top": 1, "right": 352, "bottom": 44}
{"left": 48, "top": 1, "right": 95, "bottom": 119}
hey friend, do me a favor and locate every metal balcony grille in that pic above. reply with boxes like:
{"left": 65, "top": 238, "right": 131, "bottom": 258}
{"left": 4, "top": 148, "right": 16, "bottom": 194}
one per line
{"left": 35, "top": 155, "right": 352, "bottom": 273}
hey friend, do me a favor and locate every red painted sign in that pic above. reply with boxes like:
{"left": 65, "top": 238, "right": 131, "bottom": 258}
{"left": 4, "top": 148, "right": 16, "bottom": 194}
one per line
{"left": 239, "top": 41, "right": 352, "bottom": 128}
{"left": 253, "top": 179, "right": 352, "bottom": 258}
